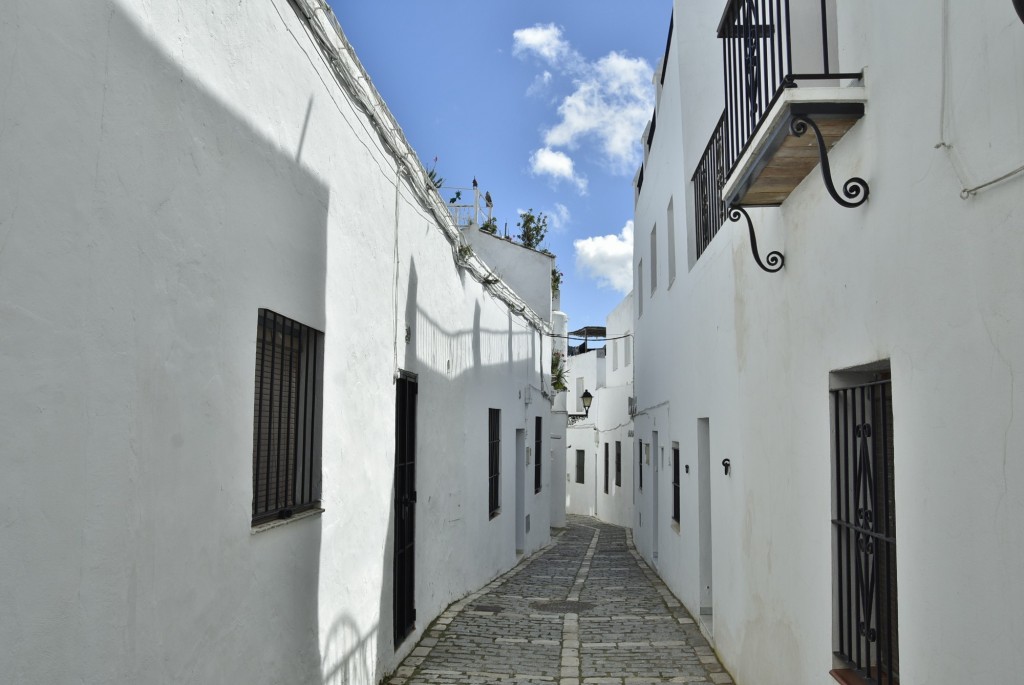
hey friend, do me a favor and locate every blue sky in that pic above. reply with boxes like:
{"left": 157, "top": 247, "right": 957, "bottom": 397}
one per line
{"left": 330, "top": 2, "right": 672, "bottom": 329}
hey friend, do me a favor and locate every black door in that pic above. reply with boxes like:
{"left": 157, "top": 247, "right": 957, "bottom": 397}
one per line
{"left": 393, "top": 373, "right": 417, "bottom": 646}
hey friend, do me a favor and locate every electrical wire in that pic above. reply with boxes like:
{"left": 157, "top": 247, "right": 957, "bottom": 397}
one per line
{"left": 547, "top": 332, "right": 634, "bottom": 342}
{"left": 281, "top": 0, "right": 549, "bottom": 333}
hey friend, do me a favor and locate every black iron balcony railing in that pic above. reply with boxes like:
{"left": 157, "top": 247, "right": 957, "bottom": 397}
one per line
{"left": 693, "top": 112, "right": 727, "bottom": 261}
{"left": 718, "top": 0, "right": 861, "bottom": 176}
{"left": 691, "top": 0, "right": 866, "bottom": 269}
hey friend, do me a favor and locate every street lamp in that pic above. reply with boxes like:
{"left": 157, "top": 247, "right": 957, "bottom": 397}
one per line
{"left": 581, "top": 390, "right": 593, "bottom": 418}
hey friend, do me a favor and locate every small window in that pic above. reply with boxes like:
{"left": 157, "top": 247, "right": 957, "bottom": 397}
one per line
{"left": 575, "top": 450, "right": 586, "bottom": 484}
{"left": 615, "top": 441, "right": 622, "bottom": 487}
{"left": 638, "top": 440, "right": 643, "bottom": 491}
{"left": 251, "top": 309, "right": 323, "bottom": 526}
{"left": 575, "top": 377, "right": 584, "bottom": 412}
{"left": 488, "top": 408, "right": 500, "bottom": 518}
{"left": 534, "top": 416, "right": 542, "bottom": 494}
{"left": 650, "top": 224, "right": 658, "bottom": 294}
{"left": 672, "top": 442, "right": 680, "bottom": 523}
{"left": 667, "top": 198, "right": 677, "bottom": 285}
{"left": 612, "top": 339, "right": 619, "bottom": 371}
{"left": 604, "top": 443, "right": 610, "bottom": 494}
{"left": 625, "top": 336, "right": 631, "bottom": 367}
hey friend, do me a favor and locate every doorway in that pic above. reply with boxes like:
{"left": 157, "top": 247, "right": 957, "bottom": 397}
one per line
{"left": 652, "top": 431, "right": 659, "bottom": 563}
{"left": 393, "top": 373, "right": 417, "bottom": 646}
{"left": 698, "top": 417, "right": 713, "bottom": 631}
{"left": 515, "top": 429, "right": 526, "bottom": 554}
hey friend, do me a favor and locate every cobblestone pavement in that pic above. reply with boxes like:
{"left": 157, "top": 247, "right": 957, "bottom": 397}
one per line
{"left": 387, "top": 516, "right": 733, "bottom": 685}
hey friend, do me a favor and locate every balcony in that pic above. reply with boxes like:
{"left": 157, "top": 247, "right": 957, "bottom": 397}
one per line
{"left": 692, "top": 0, "right": 868, "bottom": 269}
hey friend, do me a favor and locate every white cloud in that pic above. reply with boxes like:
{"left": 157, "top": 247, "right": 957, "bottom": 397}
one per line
{"left": 544, "top": 52, "right": 654, "bottom": 173}
{"left": 526, "top": 70, "right": 553, "bottom": 97}
{"left": 549, "top": 203, "right": 571, "bottom": 231}
{"left": 512, "top": 24, "right": 575, "bottom": 65}
{"left": 574, "top": 221, "right": 634, "bottom": 293}
{"left": 513, "top": 23, "right": 655, "bottom": 176}
{"left": 530, "top": 147, "right": 588, "bottom": 194}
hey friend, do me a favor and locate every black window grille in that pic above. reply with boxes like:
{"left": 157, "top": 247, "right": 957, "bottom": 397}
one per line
{"left": 638, "top": 441, "right": 643, "bottom": 491}
{"left": 832, "top": 379, "right": 898, "bottom": 684}
{"left": 672, "top": 444, "right": 681, "bottom": 523}
{"left": 488, "top": 409, "right": 500, "bottom": 519}
{"left": 615, "top": 441, "right": 622, "bottom": 487}
{"left": 534, "top": 416, "right": 542, "bottom": 494}
{"left": 692, "top": 112, "right": 727, "bottom": 262}
{"left": 575, "top": 450, "right": 585, "bottom": 484}
{"left": 604, "top": 443, "right": 610, "bottom": 494}
{"left": 252, "top": 309, "right": 322, "bottom": 525}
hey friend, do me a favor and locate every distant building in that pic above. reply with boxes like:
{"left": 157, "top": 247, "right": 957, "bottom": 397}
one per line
{"left": 563, "top": 299, "right": 635, "bottom": 527}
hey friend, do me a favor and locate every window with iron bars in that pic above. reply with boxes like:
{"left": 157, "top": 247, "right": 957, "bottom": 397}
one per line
{"left": 575, "top": 450, "right": 585, "bottom": 484}
{"left": 638, "top": 440, "right": 643, "bottom": 491}
{"left": 615, "top": 441, "right": 622, "bottom": 488}
{"left": 831, "top": 374, "right": 898, "bottom": 684}
{"left": 672, "top": 443, "right": 680, "bottom": 523}
{"left": 488, "top": 409, "right": 501, "bottom": 519}
{"left": 251, "top": 309, "right": 323, "bottom": 525}
{"left": 534, "top": 416, "right": 543, "bottom": 494}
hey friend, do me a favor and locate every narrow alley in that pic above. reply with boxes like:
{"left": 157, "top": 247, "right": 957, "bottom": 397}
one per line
{"left": 387, "top": 517, "right": 732, "bottom": 685}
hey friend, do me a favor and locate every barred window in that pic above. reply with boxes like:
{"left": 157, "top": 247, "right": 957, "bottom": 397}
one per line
{"left": 534, "top": 416, "right": 543, "bottom": 494}
{"left": 252, "top": 309, "right": 323, "bottom": 525}
{"left": 672, "top": 443, "right": 680, "bottom": 523}
{"left": 615, "top": 441, "right": 622, "bottom": 487}
{"left": 488, "top": 409, "right": 501, "bottom": 518}
{"left": 832, "top": 374, "right": 898, "bottom": 683}
{"left": 575, "top": 450, "right": 585, "bottom": 484}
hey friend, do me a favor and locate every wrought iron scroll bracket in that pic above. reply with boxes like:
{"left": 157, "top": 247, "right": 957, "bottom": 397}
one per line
{"left": 727, "top": 205, "right": 784, "bottom": 273}
{"left": 790, "top": 114, "right": 869, "bottom": 208}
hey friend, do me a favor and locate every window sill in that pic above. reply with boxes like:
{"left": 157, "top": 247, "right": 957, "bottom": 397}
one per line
{"left": 489, "top": 509, "right": 501, "bottom": 520}
{"left": 671, "top": 520, "right": 680, "bottom": 534}
{"left": 251, "top": 507, "right": 324, "bottom": 534}
{"left": 830, "top": 668, "right": 896, "bottom": 685}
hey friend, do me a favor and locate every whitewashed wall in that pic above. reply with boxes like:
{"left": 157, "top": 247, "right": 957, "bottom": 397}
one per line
{"left": 0, "top": 1, "right": 552, "bottom": 683}
{"left": 550, "top": 310, "right": 570, "bottom": 528}
{"left": 633, "top": 1, "right": 1024, "bottom": 684}
{"left": 593, "top": 296, "right": 635, "bottom": 528}
{"left": 465, "top": 228, "right": 554, "bottom": 322}
{"left": 563, "top": 295, "right": 635, "bottom": 527}
{"left": 565, "top": 351, "right": 602, "bottom": 516}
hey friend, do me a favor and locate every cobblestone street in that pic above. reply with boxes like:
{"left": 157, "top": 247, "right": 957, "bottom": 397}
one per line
{"left": 387, "top": 517, "right": 733, "bottom": 685}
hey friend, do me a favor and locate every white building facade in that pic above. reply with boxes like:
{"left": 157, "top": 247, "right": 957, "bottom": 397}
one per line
{"left": 0, "top": 1, "right": 558, "bottom": 683}
{"left": 564, "top": 296, "right": 635, "bottom": 528}
{"left": 632, "top": 1, "right": 1024, "bottom": 684}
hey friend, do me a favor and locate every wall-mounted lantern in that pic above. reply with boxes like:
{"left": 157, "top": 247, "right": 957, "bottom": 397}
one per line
{"left": 581, "top": 390, "right": 594, "bottom": 418}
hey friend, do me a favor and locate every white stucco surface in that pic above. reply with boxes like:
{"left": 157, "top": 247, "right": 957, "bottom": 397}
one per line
{"left": 0, "top": 1, "right": 556, "bottom": 683}
{"left": 465, "top": 228, "right": 554, "bottom": 322}
{"left": 563, "top": 295, "right": 635, "bottom": 527}
{"left": 632, "top": 1, "right": 1024, "bottom": 684}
